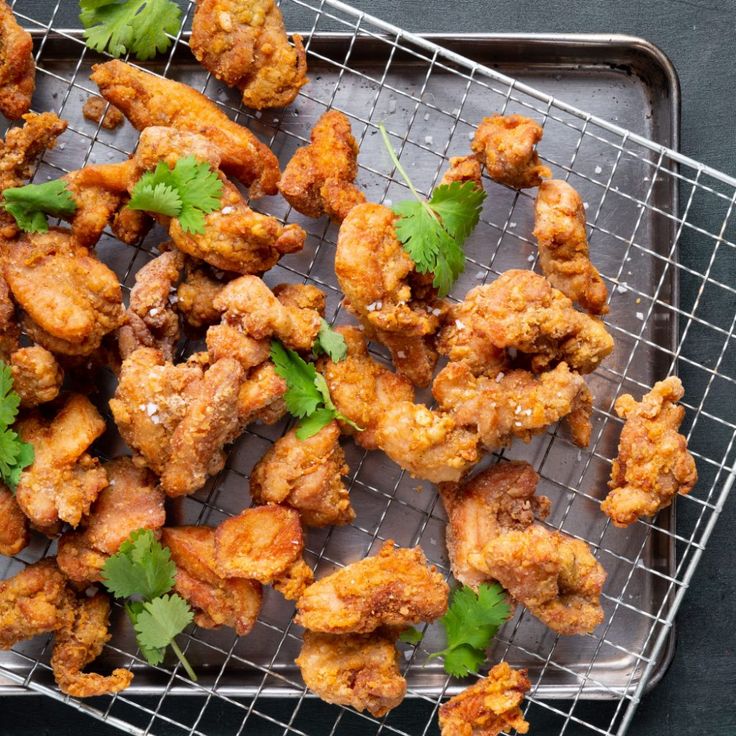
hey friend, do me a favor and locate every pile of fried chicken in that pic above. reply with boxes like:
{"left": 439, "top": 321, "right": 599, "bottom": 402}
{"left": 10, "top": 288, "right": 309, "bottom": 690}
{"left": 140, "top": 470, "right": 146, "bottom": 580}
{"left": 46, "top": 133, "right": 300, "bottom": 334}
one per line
{"left": 0, "top": 1, "right": 698, "bottom": 733}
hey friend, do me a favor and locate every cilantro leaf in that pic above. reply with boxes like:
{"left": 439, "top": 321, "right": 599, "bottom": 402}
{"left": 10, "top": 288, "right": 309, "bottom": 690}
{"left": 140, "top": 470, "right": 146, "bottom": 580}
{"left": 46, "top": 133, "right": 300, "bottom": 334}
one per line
{"left": 127, "top": 181, "right": 182, "bottom": 218}
{"left": 126, "top": 600, "right": 166, "bottom": 665}
{"left": 442, "top": 643, "right": 487, "bottom": 679}
{"left": 80, "top": 0, "right": 182, "bottom": 61}
{"left": 2, "top": 180, "right": 77, "bottom": 233}
{"left": 313, "top": 319, "right": 347, "bottom": 362}
{"left": 295, "top": 407, "right": 334, "bottom": 441}
{"left": 398, "top": 627, "right": 423, "bottom": 645}
{"left": 133, "top": 594, "right": 193, "bottom": 650}
{"left": 431, "top": 182, "right": 486, "bottom": 243}
{"left": 5, "top": 441, "right": 34, "bottom": 490}
{"left": 0, "top": 361, "right": 34, "bottom": 490}
{"left": 0, "top": 363, "right": 20, "bottom": 427}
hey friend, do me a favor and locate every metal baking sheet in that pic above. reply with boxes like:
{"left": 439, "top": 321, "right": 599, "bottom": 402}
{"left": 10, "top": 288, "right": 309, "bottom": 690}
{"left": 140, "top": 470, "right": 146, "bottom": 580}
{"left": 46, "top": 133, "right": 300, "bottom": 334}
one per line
{"left": 0, "top": 31, "right": 679, "bottom": 703}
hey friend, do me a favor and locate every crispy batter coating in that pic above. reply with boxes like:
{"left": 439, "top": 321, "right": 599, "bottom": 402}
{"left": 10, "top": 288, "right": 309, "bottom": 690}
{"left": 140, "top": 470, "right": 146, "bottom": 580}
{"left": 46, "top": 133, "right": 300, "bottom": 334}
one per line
{"left": 273, "top": 282, "right": 326, "bottom": 314}
{"left": 439, "top": 462, "right": 550, "bottom": 589}
{"left": 440, "top": 155, "right": 484, "bottom": 190}
{"left": 317, "top": 326, "right": 414, "bottom": 450}
{"left": 296, "top": 630, "right": 407, "bottom": 717}
{"left": 10, "top": 345, "right": 63, "bottom": 407}
{"left": 534, "top": 179, "right": 608, "bottom": 315}
{"left": 250, "top": 421, "right": 354, "bottom": 527}
{"left": 3, "top": 228, "right": 125, "bottom": 356}
{"left": 191, "top": 0, "right": 307, "bottom": 110}
{"left": 110, "top": 348, "right": 244, "bottom": 497}
{"left": 279, "top": 110, "right": 365, "bottom": 221}
{"left": 51, "top": 592, "right": 133, "bottom": 697}
{"left": 82, "top": 95, "right": 124, "bottom": 130}
{"left": 433, "top": 361, "right": 593, "bottom": 450}
{"left": 471, "top": 114, "right": 551, "bottom": 189}
{"left": 15, "top": 395, "right": 108, "bottom": 531}
{"left": 235, "top": 360, "right": 287, "bottom": 427}
{"left": 0, "top": 483, "right": 28, "bottom": 555}
{"left": 295, "top": 540, "right": 449, "bottom": 634}
{"left": 0, "top": 559, "right": 72, "bottom": 649}
{"left": 601, "top": 377, "right": 697, "bottom": 527}
{"left": 162, "top": 526, "right": 262, "bottom": 635}
{"left": 91, "top": 60, "right": 280, "bottom": 197}
{"left": 272, "top": 557, "right": 314, "bottom": 601}
{"left": 375, "top": 401, "right": 481, "bottom": 483}
{"left": 176, "top": 263, "right": 226, "bottom": 328}
{"left": 206, "top": 323, "right": 270, "bottom": 369}
{"left": 0, "top": 272, "right": 18, "bottom": 357}
{"left": 214, "top": 505, "right": 304, "bottom": 582}
{"left": 438, "top": 661, "right": 531, "bottom": 736}
{"left": 0, "top": 0, "right": 35, "bottom": 120}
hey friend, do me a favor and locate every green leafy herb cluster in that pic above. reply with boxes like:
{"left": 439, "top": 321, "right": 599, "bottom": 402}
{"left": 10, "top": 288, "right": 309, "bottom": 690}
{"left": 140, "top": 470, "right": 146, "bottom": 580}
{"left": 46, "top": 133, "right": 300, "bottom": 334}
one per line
{"left": 0, "top": 362, "right": 34, "bottom": 489}
{"left": 1, "top": 180, "right": 77, "bottom": 233}
{"left": 312, "top": 319, "right": 348, "bottom": 362}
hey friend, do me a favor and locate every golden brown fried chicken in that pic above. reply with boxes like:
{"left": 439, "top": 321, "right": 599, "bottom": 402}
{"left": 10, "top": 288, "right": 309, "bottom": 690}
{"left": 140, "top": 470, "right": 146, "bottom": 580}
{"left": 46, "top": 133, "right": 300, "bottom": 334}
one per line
{"left": 176, "top": 263, "right": 226, "bottom": 328}
{"left": 440, "top": 155, "right": 484, "bottom": 190}
{"left": 439, "top": 462, "right": 550, "bottom": 589}
{"left": 471, "top": 114, "right": 551, "bottom": 189}
{"left": 57, "top": 458, "right": 165, "bottom": 584}
{"left": 110, "top": 348, "right": 243, "bottom": 497}
{"left": 0, "top": 0, "right": 35, "bottom": 120}
{"left": 162, "top": 526, "right": 262, "bottom": 635}
{"left": 191, "top": 0, "right": 307, "bottom": 110}
{"left": 235, "top": 359, "right": 287, "bottom": 427}
{"left": 3, "top": 228, "right": 125, "bottom": 356}
{"left": 295, "top": 540, "right": 449, "bottom": 634}
{"left": 272, "top": 282, "right": 326, "bottom": 314}
{"left": 296, "top": 630, "right": 407, "bottom": 717}
{"left": 433, "top": 361, "right": 593, "bottom": 450}
{"left": 534, "top": 179, "right": 608, "bottom": 315}
{"left": 9, "top": 345, "right": 63, "bottom": 407}
{"left": 250, "top": 421, "right": 353, "bottom": 527}
{"left": 15, "top": 394, "right": 108, "bottom": 531}
{"left": 51, "top": 592, "right": 133, "bottom": 697}
{"left": 0, "top": 272, "right": 18, "bottom": 357}
{"left": 91, "top": 60, "right": 280, "bottom": 197}
{"left": 0, "top": 483, "right": 28, "bottom": 555}
{"left": 438, "top": 661, "right": 531, "bottom": 736}
{"left": 601, "top": 377, "right": 697, "bottom": 527}
{"left": 279, "top": 110, "right": 365, "bottom": 221}
{"left": 82, "top": 95, "right": 124, "bottom": 130}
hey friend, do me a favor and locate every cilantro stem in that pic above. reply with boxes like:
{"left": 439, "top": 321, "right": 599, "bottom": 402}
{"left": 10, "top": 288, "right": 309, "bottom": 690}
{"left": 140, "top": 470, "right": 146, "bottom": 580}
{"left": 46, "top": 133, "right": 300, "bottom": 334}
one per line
{"left": 170, "top": 639, "right": 198, "bottom": 682}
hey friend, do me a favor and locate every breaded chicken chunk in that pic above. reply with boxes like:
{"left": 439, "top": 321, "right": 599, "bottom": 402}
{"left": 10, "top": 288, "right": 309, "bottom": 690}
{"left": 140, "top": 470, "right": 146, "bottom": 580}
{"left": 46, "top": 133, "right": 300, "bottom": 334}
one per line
{"left": 191, "top": 0, "right": 307, "bottom": 110}
{"left": 91, "top": 60, "right": 280, "bottom": 197}
{"left": 439, "top": 661, "right": 531, "bottom": 736}
{"left": 433, "top": 361, "right": 593, "bottom": 450}
{"left": 439, "top": 462, "right": 550, "bottom": 589}
{"left": 82, "top": 95, "right": 124, "bottom": 130}
{"left": 0, "top": 483, "right": 28, "bottom": 555}
{"left": 176, "top": 263, "right": 226, "bottom": 328}
{"left": 296, "top": 630, "right": 407, "bottom": 717}
{"left": 235, "top": 359, "right": 288, "bottom": 427}
{"left": 534, "top": 179, "right": 608, "bottom": 314}
{"left": 15, "top": 394, "right": 108, "bottom": 532}
{"left": 0, "top": 272, "right": 17, "bottom": 358}
{"left": 440, "top": 155, "right": 484, "bottom": 190}
{"left": 471, "top": 114, "right": 551, "bottom": 189}
{"left": 279, "top": 110, "right": 365, "bottom": 221}
{"left": 10, "top": 345, "right": 63, "bottom": 407}
{"left": 162, "top": 526, "right": 262, "bottom": 635}
{"left": 295, "top": 540, "right": 449, "bottom": 634}
{"left": 0, "top": 0, "right": 35, "bottom": 120}
{"left": 601, "top": 377, "right": 697, "bottom": 527}
{"left": 51, "top": 592, "right": 133, "bottom": 697}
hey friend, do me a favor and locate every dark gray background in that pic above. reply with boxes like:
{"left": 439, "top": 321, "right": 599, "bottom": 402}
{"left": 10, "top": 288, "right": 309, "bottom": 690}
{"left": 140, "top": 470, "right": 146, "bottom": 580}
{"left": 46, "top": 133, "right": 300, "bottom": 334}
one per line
{"left": 3, "top": 0, "right": 735, "bottom": 734}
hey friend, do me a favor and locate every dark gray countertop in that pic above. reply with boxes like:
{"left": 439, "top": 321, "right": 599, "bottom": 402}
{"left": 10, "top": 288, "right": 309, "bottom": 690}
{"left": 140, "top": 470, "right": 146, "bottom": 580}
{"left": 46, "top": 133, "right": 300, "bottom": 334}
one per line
{"left": 3, "top": 0, "right": 735, "bottom": 734}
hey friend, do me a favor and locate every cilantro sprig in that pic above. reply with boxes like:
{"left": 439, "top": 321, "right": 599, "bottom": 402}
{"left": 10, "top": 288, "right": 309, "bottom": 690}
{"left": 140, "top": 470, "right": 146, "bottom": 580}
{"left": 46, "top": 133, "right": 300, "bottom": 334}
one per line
{"left": 1, "top": 180, "right": 77, "bottom": 233}
{"left": 80, "top": 0, "right": 182, "bottom": 60}
{"left": 270, "top": 340, "right": 359, "bottom": 440}
{"left": 379, "top": 124, "right": 486, "bottom": 297}
{"left": 102, "top": 529, "right": 197, "bottom": 680}
{"left": 0, "top": 361, "right": 34, "bottom": 490}
{"left": 128, "top": 156, "right": 223, "bottom": 235}
{"left": 312, "top": 319, "right": 347, "bottom": 362}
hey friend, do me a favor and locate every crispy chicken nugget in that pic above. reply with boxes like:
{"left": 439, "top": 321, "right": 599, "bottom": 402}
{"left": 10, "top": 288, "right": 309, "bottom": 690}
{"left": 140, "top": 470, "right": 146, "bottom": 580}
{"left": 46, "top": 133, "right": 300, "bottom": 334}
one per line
{"left": 0, "top": 483, "right": 29, "bottom": 556}
{"left": 0, "top": 0, "right": 35, "bottom": 120}
{"left": 176, "top": 263, "right": 226, "bottom": 328}
{"left": 440, "top": 155, "right": 484, "bottom": 190}
{"left": 235, "top": 360, "right": 288, "bottom": 427}
{"left": 10, "top": 345, "right": 63, "bottom": 407}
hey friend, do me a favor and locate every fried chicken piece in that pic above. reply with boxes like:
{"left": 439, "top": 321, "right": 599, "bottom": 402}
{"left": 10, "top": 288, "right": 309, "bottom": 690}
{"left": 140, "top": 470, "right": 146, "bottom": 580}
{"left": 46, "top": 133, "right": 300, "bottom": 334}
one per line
{"left": 439, "top": 462, "right": 550, "bottom": 589}
{"left": 375, "top": 402, "right": 481, "bottom": 483}
{"left": 279, "top": 110, "right": 365, "bottom": 221}
{"left": 317, "top": 326, "right": 414, "bottom": 449}
{"left": 82, "top": 95, "right": 124, "bottom": 130}
{"left": 3, "top": 228, "right": 125, "bottom": 356}
{"left": 9, "top": 345, "right": 63, "bottom": 407}
{"left": 191, "top": 0, "right": 307, "bottom": 110}
{"left": 111, "top": 205, "right": 152, "bottom": 246}
{"left": 471, "top": 114, "right": 551, "bottom": 189}
{"left": 440, "top": 155, "right": 484, "bottom": 190}
{"left": 0, "top": 272, "right": 18, "bottom": 357}
{"left": 0, "top": 483, "right": 28, "bottom": 555}
{"left": 439, "top": 661, "right": 530, "bottom": 736}
{"left": 57, "top": 458, "right": 166, "bottom": 584}
{"left": 176, "top": 264, "right": 225, "bottom": 328}
{"left": 295, "top": 540, "right": 449, "bottom": 634}
{"left": 206, "top": 323, "right": 270, "bottom": 369}
{"left": 0, "top": 559, "right": 72, "bottom": 649}
{"left": 0, "top": 0, "right": 35, "bottom": 120}
{"left": 438, "top": 270, "right": 613, "bottom": 375}
{"left": 15, "top": 395, "right": 108, "bottom": 531}
{"left": 601, "top": 377, "right": 697, "bottom": 527}
{"left": 433, "top": 361, "right": 593, "bottom": 450}
{"left": 272, "top": 557, "right": 314, "bottom": 601}
{"left": 272, "top": 282, "right": 326, "bottom": 315}
{"left": 235, "top": 359, "right": 287, "bottom": 427}
{"left": 534, "top": 179, "right": 608, "bottom": 314}
{"left": 296, "top": 630, "right": 407, "bottom": 717}
{"left": 162, "top": 526, "right": 262, "bottom": 635}
{"left": 250, "top": 421, "right": 353, "bottom": 527}
{"left": 110, "top": 348, "right": 244, "bottom": 496}
{"left": 91, "top": 60, "right": 280, "bottom": 197}
{"left": 51, "top": 592, "right": 133, "bottom": 697}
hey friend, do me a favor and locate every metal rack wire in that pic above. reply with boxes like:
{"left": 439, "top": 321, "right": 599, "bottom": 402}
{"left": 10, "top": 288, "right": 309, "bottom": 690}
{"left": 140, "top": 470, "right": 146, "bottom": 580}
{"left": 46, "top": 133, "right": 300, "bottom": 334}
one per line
{"left": 1, "top": 0, "right": 735, "bottom": 735}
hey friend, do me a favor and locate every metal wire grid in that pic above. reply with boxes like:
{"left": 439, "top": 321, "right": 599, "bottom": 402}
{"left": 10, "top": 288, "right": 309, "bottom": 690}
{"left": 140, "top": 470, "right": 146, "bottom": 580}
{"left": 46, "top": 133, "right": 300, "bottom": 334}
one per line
{"left": 0, "top": 0, "right": 734, "bottom": 735}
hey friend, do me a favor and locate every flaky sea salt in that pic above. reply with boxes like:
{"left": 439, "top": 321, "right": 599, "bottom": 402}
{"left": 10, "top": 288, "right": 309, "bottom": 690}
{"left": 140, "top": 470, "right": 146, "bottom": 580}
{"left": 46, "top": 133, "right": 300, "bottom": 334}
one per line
{"left": 148, "top": 307, "right": 160, "bottom": 317}
{"left": 495, "top": 371, "right": 505, "bottom": 383}
{"left": 366, "top": 301, "right": 382, "bottom": 312}
{"left": 636, "top": 311, "right": 645, "bottom": 320}
{"left": 145, "top": 402, "right": 159, "bottom": 416}
{"left": 594, "top": 165, "right": 603, "bottom": 174}
{"left": 221, "top": 206, "right": 235, "bottom": 215}
{"left": 617, "top": 282, "right": 628, "bottom": 294}
{"left": 455, "top": 320, "right": 465, "bottom": 330}
{"left": 397, "top": 350, "right": 406, "bottom": 359}
{"left": 424, "top": 135, "right": 433, "bottom": 145}
{"left": 475, "top": 270, "right": 485, "bottom": 279}
{"left": 388, "top": 98, "right": 397, "bottom": 113}
{"left": 527, "top": 254, "right": 535, "bottom": 263}
{"left": 431, "top": 307, "right": 442, "bottom": 316}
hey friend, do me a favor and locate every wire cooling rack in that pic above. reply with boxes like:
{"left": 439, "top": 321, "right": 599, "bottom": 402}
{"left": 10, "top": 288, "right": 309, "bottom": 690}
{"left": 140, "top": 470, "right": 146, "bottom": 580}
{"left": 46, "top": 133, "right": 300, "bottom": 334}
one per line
{"left": 1, "top": 0, "right": 735, "bottom": 735}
